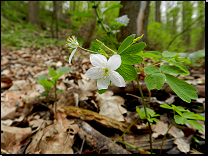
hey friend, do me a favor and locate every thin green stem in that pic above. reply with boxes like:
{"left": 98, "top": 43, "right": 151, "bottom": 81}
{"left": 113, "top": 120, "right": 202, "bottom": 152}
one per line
{"left": 118, "top": 42, "right": 134, "bottom": 55}
{"left": 54, "top": 83, "right": 57, "bottom": 113}
{"left": 136, "top": 76, "right": 153, "bottom": 154}
{"left": 160, "top": 123, "right": 175, "bottom": 154}
{"left": 114, "top": 139, "right": 151, "bottom": 154}
{"left": 120, "top": 117, "right": 140, "bottom": 140}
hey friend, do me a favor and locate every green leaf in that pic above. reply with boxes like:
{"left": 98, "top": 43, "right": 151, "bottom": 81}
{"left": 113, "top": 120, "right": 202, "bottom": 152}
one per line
{"left": 91, "top": 42, "right": 101, "bottom": 51}
{"left": 152, "top": 118, "right": 159, "bottom": 123}
{"left": 103, "top": 4, "right": 123, "bottom": 14}
{"left": 165, "top": 74, "right": 198, "bottom": 103}
{"left": 136, "top": 107, "right": 145, "bottom": 119}
{"left": 174, "top": 115, "right": 187, "bottom": 125}
{"left": 117, "top": 34, "right": 135, "bottom": 54}
{"left": 140, "top": 107, "right": 156, "bottom": 117}
{"left": 160, "top": 65, "right": 189, "bottom": 76}
{"left": 162, "top": 51, "right": 177, "bottom": 58}
{"left": 145, "top": 73, "right": 165, "bottom": 90}
{"left": 47, "top": 66, "right": 57, "bottom": 77}
{"left": 98, "top": 49, "right": 107, "bottom": 57}
{"left": 144, "top": 65, "right": 160, "bottom": 74}
{"left": 167, "top": 60, "right": 189, "bottom": 75}
{"left": 37, "top": 75, "right": 49, "bottom": 80}
{"left": 160, "top": 103, "right": 173, "bottom": 109}
{"left": 143, "top": 51, "right": 163, "bottom": 58}
{"left": 67, "top": 11, "right": 95, "bottom": 19}
{"left": 38, "top": 80, "right": 54, "bottom": 90}
{"left": 121, "top": 54, "right": 143, "bottom": 65}
{"left": 187, "top": 120, "right": 204, "bottom": 133}
{"left": 40, "top": 91, "right": 47, "bottom": 97}
{"left": 98, "top": 88, "right": 108, "bottom": 94}
{"left": 116, "top": 64, "right": 137, "bottom": 82}
{"left": 56, "top": 89, "right": 65, "bottom": 93}
{"left": 52, "top": 73, "right": 65, "bottom": 82}
{"left": 182, "top": 112, "right": 205, "bottom": 121}
{"left": 56, "top": 67, "right": 72, "bottom": 75}
{"left": 120, "top": 43, "right": 145, "bottom": 65}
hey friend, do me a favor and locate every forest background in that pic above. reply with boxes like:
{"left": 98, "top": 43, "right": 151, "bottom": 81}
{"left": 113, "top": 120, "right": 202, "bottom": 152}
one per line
{"left": 1, "top": 1, "right": 205, "bottom": 53}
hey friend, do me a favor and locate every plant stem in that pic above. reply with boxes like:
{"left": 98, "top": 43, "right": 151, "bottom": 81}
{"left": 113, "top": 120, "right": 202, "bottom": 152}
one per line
{"left": 136, "top": 76, "right": 153, "bottom": 154}
{"left": 120, "top": 117, "right": 140, "bottom": 140}
{"left": 160, "top": 123, "right": 175, "bottom": 154}
{"left": 114, "top": 139, "right": 151, "bottom": 154}
{"left": 54, "top": 83, "right": 57, "bottom": 113}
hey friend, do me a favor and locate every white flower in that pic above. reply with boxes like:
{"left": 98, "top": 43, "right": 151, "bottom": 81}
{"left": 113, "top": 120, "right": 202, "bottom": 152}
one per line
{"left": 66, "top": 36, "right": 79, "bottom": 65}
{"left": 85, "top": 54, "right": 125, "bottom": 90}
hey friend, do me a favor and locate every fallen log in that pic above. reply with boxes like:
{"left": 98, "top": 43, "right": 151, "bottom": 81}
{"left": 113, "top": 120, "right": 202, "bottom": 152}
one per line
{"left": 75, "top": 119, "right": 131, "bottom": 154}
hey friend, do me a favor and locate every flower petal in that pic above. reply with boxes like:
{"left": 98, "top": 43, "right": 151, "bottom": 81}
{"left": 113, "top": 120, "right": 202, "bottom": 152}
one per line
{"left": 108, "top": 55, "right": 121, "bottom": 70}
{"left": 85, "top": 67, "right": 102, "bottom": 79}
{"left": 97, "top": 78, "right": 110, "bottom": 90}
{"left": 110, "top": 71, "right": 126, "bottom": 87}
{"left": 68, "top": 48, "right": 77, "bottom": 65}
{"left": 90, "top": 54, "right": 107, "bottom": 67}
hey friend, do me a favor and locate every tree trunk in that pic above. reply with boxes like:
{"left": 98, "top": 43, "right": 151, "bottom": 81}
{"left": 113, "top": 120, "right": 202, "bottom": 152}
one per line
{"left": 155, "top": 1, "right": 161, "bottom": 23}
{"left": 117, "top": 1, "right": 141, "bottom": 42}
{"left": 82, "top": 9, "right": 97, "bottom": 48}
{"left": 56, "top": 1, "right": 64, "bottom": 22}
{"left": 182, "top": 1, "right": 192, "bottom": 46}
{"left": 53, "top": 1, "right": 58, "bottom": 39}
{"left": 136, "top": 1, "right": 150, "bottom": 44}
{"left": 27, "top": 1, "right": 41, "bottom": 28}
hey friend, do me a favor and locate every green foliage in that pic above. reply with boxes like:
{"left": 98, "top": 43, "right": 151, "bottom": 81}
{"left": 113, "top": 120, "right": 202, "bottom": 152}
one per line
{"left": 136, "top": 107, "right": 160, "bottom": 123}
{"left": 145, "top": 73, "right": 166, "bottom": 90}
{"left": 160, "top": 104, "right": 205, "bottom": 132}
{"left": 116, "top": 64, "right": 137, "bottom": 82}
{"left": 67, "top": 11, "right": 95, "bottom": 19}
{"left": 117, "top": 34, "right": 135, "bottom": 54}
{"left": 102, "top": 4, "right": 123, "bottom": 14}
{"left": 165, "top": 74, "right": 198, "bottom": 103}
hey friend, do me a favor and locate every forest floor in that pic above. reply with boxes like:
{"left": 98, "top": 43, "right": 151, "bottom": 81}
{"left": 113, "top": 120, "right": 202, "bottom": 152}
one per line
{"left": 1, "top": 45, "right": 205, "bottom": 154}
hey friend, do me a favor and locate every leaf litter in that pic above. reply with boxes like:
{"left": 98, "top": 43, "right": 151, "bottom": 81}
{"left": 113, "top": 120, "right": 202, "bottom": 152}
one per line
{"left": 1, "top": 45, "right": 205, "bottom": 154}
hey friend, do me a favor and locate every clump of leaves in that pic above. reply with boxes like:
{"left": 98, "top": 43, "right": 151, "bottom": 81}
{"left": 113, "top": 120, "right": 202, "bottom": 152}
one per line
{"left": 160, "top": 104, "right": 205, "bottom": 132}
{"left": 37, "top": 66, "right": 72, "bottom": 112}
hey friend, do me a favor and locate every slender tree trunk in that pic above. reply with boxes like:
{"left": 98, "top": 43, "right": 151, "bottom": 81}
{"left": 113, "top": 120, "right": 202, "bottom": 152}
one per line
{"left": 56, "top": 1, "right": 64, "bottom": 22}
{"left": 117, "top": 1, "right": 141, "bottom": 42}
{"left": 136, "top": 1, "right": 150, "bottom": 44}
{"left": 27, "top": 1, "right": 41, "bottom": 28}
{"left": 155, "top": 1, "right": 161, "bottom": 23}
{"left": 53, "top": 1, "right": 58, "bottom": 39}
{"left": 82, "top": 9, "right": 97, "bottom": 48}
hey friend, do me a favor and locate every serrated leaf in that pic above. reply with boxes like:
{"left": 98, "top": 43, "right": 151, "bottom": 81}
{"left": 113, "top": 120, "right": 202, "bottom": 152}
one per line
{"left": 174, "top": 115, "right": 187, "bottom": 124}
{"left": 56, "top": 67, "right": 72, "bottom": 75}
{"left": 167, "top": 60, "right": 189, "bottom": 75}
{"left": 91, "top": 42, "right": 101, "bottom": 51}
{"left": 121, "top": 54, "right": 143, "bottom": 65}
{"left": 121, "top": 42, "right": 146, "bottom": 55}
{"left": 144, "top": 65, "right": 160, "bottom": 74}
{"left": 187, "top": 120, "right": 204, "bottom": 132}
{"left": 160, "top": 103, "right": 173, "bottom": 109}
{"left": 103, "top": 4, "right": 123, "bottom": 14}
{"left": 143, "top": 51, "right": 163, "bottom": 58}
{"left": 165, "top": 74, "right": 198, "bottom": 103}
{"left": 136, "top": 107, "right": 145, "bottom": 119}
{"left": 116, "top": 64, "right": 137, "bottom": 82}
{"left": 145, "top": 73, "right": 165, "bottom": 90}
{"left": 117, "top": 34, "right": 135, "bottom": 54}
{"left": 47, "top": 66, "right": 57, "bottom": 77}
{"left": 160, "top": 65, "right": 188, "bottom": 76}
{"left": 182, "top": 112, "right": 205, "bottom": 121}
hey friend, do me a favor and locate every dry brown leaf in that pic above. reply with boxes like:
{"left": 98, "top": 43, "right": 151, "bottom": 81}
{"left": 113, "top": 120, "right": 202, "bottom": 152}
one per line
{"left": 1, "top": 106, "right": 17, "bottom": 120}
{"left": 38, "top": 111, "right": 79, "bottom": 154}
{"left": 173, "top": 138, "right": 190, "bottom": 153}
{"left": 152, "top": 120, "right": 169, "bottom": 138}
{"left": 96, "top": 91, "right": 127, "bottom": 122}
{"left": 1, "top": 125, "right": 32, "bottom": 144}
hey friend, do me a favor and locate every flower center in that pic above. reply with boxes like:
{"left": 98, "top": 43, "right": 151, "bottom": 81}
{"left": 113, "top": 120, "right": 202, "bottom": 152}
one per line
{"left": 98, "top": 67, "right": 111, "bottom": 80}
